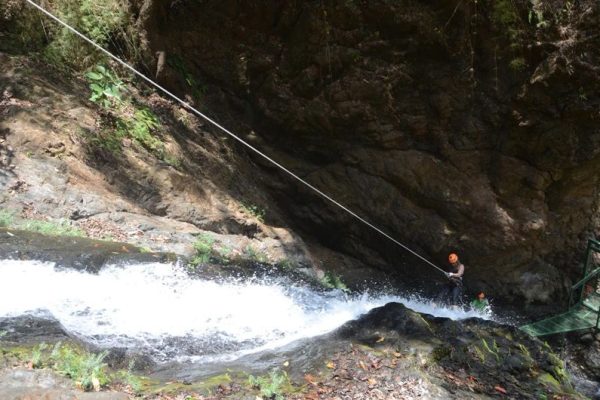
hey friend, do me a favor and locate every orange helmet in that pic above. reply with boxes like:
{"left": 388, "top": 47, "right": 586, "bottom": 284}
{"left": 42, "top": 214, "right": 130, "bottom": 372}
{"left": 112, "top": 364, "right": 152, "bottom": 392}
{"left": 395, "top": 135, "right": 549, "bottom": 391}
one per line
{"left": 448, "top": 253, "right": 458, "bottom": 263}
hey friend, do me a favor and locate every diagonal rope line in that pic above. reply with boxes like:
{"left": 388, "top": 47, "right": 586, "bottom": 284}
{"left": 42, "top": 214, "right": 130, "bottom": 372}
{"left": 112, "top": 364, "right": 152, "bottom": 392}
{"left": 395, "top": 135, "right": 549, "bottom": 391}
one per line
{"left": 23, "top": 0, "right": 447, "bottom": 276}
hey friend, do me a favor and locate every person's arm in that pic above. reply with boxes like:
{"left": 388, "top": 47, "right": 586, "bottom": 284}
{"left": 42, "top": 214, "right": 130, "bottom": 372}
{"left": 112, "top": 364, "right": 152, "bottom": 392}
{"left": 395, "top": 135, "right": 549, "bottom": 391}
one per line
{"left": 449, "top": 263, "right": 465, "bottom": 278}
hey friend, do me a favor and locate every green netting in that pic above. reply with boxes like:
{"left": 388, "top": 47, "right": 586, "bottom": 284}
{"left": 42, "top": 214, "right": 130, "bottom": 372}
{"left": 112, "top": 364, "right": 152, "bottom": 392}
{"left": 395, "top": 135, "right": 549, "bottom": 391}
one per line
{"left": 519, "top": 239, "right": 600, "bottom": 337}
{"left": 520, "top": 305, "right": 599, "bottom": 337}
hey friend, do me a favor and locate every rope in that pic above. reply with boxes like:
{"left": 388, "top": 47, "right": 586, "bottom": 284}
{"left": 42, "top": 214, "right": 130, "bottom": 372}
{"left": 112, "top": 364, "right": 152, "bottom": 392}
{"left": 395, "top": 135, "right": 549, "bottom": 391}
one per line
{"left": 23, "top": 0, "right": 448, "bottom": 276}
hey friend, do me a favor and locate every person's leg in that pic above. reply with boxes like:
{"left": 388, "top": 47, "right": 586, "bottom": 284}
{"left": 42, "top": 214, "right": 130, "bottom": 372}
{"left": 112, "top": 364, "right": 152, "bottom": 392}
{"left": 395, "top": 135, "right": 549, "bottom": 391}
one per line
{"left": 451, "top": 285, "right": 460, "bottom": 305}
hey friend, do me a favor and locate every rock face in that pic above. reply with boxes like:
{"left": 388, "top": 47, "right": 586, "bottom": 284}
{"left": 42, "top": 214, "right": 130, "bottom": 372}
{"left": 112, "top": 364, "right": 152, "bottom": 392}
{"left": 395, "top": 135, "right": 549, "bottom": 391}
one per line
{"left": 134, "top": 0, "right": 600, "bottom": 302}
{"left": 0, "top": 52, "right": 317, "bottom": 272}
{"left": 336, "top": 302, "right": 583, "bottom": 399}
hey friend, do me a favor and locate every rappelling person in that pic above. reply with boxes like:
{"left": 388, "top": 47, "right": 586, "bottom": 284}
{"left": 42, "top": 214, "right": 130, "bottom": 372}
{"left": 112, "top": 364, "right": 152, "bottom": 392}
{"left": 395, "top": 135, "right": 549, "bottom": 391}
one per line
{"left": 445, "top": 252, "right": 465, "bottom": 305}
{"left": 470, "top": 291, "right": 490, "bottom": 312}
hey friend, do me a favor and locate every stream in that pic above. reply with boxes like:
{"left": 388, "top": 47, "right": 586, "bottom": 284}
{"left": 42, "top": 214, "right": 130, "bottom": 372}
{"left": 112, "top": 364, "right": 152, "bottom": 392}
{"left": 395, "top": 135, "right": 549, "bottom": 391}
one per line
{"left": 0, "top": 259, "right": 493, "bottom": 364}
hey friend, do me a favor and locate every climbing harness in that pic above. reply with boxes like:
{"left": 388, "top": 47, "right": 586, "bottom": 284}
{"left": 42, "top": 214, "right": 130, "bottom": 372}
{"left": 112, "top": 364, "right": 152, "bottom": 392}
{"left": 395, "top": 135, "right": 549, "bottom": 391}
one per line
{"left": 23, "top": 0, "right": 448, "bottom": 277}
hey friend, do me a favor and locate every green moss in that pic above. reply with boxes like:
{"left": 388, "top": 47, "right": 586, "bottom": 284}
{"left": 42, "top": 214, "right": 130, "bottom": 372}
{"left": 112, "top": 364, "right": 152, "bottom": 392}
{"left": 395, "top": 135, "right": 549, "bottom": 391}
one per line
{"left": 146, "top": 372, "right": 237, "bottom": 396}
{"left": 538, "top": 372, "right": 561, "bottom": 391}
{"left": 509, "top": 57, "right": 527, "bottom": 71}
{"left": 431, "top": 345, "right": 452, "bottom": 362}
{"left": 472, "top": 345, "right": 486, "bottom": 362}
{"left": 517, "top": 343, "right": 531, "bottom": 359}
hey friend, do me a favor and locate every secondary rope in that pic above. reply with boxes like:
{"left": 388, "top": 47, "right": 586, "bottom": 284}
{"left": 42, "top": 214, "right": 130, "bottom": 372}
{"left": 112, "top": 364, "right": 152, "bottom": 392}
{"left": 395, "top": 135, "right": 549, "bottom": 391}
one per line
{"left": 23, "top": 0, "right": 448, "bottom": 276}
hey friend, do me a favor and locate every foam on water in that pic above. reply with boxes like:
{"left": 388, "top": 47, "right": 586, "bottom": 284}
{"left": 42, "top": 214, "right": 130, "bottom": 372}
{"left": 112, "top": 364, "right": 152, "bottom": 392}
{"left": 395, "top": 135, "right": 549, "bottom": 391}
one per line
{"left": 0, "top": 260, "right": 493, "bottom": 361}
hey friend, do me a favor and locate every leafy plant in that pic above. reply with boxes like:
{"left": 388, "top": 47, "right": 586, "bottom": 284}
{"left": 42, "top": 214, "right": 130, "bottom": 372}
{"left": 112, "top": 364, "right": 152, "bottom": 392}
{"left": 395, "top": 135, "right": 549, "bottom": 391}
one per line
{"left": 321, "top": 271, "right": 349, "bottom": 292}
{"left": 0, "top": 209, "right": 15, "bottom": 227}
{"left": 128, "top": 108, "right": 162, "bottom": 151}
{"left": 190, "top": 234, "right": 216, "bottom": 266}
{"left": 42, "top": 0, "right": 133, "bottom": 70}
{"left": 244, "top": 245, "right": 268, "bottom": 263}
{"left": 30, "top": 343, "right": 48, "bottom": 369}
{"left": 116, "top": 359, "right": 144, "bottom": 394}
{"left": 86, "top": 64, "right": 124, "bottom": 108}
{"left": 241, "top": 203, "right": 266, "bottom": 223}
{"left": 50, "top": 343, "right": 109, "bottom": 391}
{"left": 84, "top": 67, "right": 164, "bottom": 155}
{"left": 248, "top": 369, "right": 290, "bottom": 400}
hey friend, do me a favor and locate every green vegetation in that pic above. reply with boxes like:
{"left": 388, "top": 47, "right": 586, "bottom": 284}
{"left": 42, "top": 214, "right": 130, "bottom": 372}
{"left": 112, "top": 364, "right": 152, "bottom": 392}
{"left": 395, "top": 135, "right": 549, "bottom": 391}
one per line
{"left": 191, "top": 233, "right": 216, "bottom": 266}
{"left": 431, "top": 345, "right": 452, "bottom": 362}
{"left": 489, "top": 0, "right": 527, "bottom": 71}
{"left": 528, "top": 0, "right": 548, "bottom": 28}
{"left": 241, "top": 202, "right": 266, "bottom": 223}
{"left": 244, "top": 245, "right": 268, "bottom": 264}
{"left": 25, "top": 342, "right": 150, "bottom": 393}
{"left": 248, "top": 369, "right": 290, "bottom": 400}
{"left": 509, "top": 57, "right": 527, "bottom": 71}
{"left": 122, "top": 108, "right": 163, "bottom": 152}
{"left": 518, "top": 343, "right": 531, "bottom": 359}
{"left": 5, "top": 1, "right": 169, "bottom": 158}
{"left": 320, "top": 271, "right": 349, "bottom": 292}
{"left": 83, "top": 63, "right": 167, "bottom": 155}
{"left": 480, "top": 338, "right": 500, "bottom": 363}
{"left": 19, "top": 219, "right": 85, "bottom": 237}
{"left": 277, "top": 259, "right": 295, "bottom": 271}
{"left": 162, "top": 153, "right": 182, "bottom": 168}
{"left": 168, "top": 55, "right": 205, "bottom": 103}
{"left": 30, "top": 343, "right": 48, "bottom": 369}
{"left": 0, "top": 207, "right": 85, "bottom": 237}
{"left": 115, "top": 360, "right": 144, "bottom": 394}
{"left": 51, "top": 343, "right": 109, "bottom": 391}
{"left": 0, "top": 209, "right": 15, "bottom": 227}
{"left": 41, "top": 0, "right": 135, "bottom": 70}
{"left": 86, "top": 64, "right": 124, "bottom": 108}
{"left": 187, "top": 234, "right": 240, "bottom": 269}
{"left": 27, "top": 343, "right": 111, "bottom": 391}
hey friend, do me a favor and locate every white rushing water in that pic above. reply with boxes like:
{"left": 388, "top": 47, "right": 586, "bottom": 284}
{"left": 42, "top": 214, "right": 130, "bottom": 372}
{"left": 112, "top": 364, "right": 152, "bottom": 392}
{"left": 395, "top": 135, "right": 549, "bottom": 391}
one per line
{"left": 0, "top": 260, "right": 493, "bottom": 362}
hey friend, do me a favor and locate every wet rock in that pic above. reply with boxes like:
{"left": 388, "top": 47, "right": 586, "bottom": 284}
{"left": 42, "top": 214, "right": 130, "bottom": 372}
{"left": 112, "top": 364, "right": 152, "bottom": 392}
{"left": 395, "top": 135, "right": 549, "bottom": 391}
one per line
{"left": 336, "top": 302, "right": 435, "bottom": 341}
{"left": 0, "top": 314, "right": 70, "bottom": 344}
{"left": 0, "top": 229, "right": 174, "bottom": 272}
{"left": 584, "top": 346, "right": 600, "bottom": 379}
{"left": 580, "top": 332, "right": 595, "bottom": 344}
{"left": 103, "top": 348, "right": 156, "bottom": 373}
{"left": 332, "top": 302, "right": 581, "bottom": 398}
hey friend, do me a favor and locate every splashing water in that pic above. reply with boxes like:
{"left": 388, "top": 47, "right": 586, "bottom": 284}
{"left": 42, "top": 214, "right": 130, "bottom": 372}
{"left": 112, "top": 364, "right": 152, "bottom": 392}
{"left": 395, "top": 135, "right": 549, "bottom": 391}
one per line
{"left": 0, "top": 260, "right": 493, "bottom": 362}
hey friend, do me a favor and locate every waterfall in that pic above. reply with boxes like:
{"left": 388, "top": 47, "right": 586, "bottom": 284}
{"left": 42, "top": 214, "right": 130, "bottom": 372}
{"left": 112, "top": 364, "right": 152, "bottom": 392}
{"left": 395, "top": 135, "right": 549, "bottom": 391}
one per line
{"left": 0, "top": 260, "right": 492, "bottom": 362}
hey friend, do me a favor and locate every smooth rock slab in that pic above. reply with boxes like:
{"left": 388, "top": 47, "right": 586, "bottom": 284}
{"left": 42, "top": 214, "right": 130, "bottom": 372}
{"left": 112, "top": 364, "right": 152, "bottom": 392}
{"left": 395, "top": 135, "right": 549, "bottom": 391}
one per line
{"left": 0, "top": 369, "right": 129, "bottom": 400}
